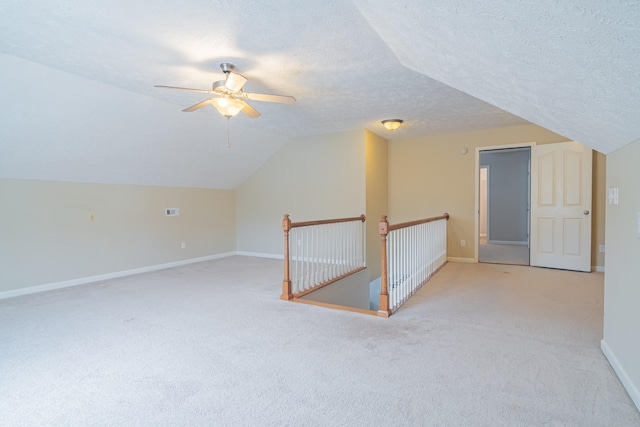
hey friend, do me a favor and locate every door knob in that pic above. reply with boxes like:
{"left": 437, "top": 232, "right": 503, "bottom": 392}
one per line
{"left": 584, "top": 210, "right": 590, "bottom": 215}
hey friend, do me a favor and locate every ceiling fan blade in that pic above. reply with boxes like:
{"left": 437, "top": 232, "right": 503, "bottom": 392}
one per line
{"left": 224, "top": 72, "right": 248, "bottom": 92}
{"left": 241, "top": 102, "right": 261, "bottom": 118}
{"left": 155, "top": 85, "right": 213, "bottom": 94}
{"left": 182, "top": 99, "right": 213, "bottom": 112}
{"left": 242, "top": 92, "right": 296, "bottom": 104}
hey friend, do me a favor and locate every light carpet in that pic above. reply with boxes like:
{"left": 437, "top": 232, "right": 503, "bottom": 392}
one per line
{"left": 1, "top": 257, "right": 638, "bottom": 426}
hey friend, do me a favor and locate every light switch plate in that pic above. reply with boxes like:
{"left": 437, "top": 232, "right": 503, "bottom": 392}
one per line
{"left": 608, "top": 187, "right": 619, "bottom": 205}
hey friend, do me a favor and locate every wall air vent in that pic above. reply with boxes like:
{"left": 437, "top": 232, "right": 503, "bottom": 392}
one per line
{"left": 165, "top": 208, "right": 180, "bottom": 216}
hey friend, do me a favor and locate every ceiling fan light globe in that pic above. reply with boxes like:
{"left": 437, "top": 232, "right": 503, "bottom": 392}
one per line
{"left": 211, "top": 98, "right": 246, "bottom": 118}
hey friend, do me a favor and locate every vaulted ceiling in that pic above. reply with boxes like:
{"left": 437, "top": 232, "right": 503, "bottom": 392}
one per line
{"left": 1, "top": 1, "right": 638, "bottom": 188}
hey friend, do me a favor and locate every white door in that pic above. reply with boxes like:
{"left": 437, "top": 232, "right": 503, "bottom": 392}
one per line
{"left": 530, "top": 141, "right": 592, "bottom": 272}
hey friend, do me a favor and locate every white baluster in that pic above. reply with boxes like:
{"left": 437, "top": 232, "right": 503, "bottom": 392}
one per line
{"left": 322, "top": 224, "right": 328, "bottom": 282}
{"left": 348, "top": 222, "right": 352, "bottom": 271}
{"left": 295, "top": 228, "right": 300, "bottom": 294}
{"left": 392, "top": 231, "right": 396, "bottom": 310}
{"left": 308, "top": 226, "right": 313, "bottom": 289}
{"left": 339, "top": 223, "right": 343, "bottom": 275}
{"left": 340, "top": 222, "right": 345, "bottom": 276}
{"left": 312, "top": 225, "right": 317, "bottom": 287}
{"left": 408, "top": 227, "right": 412, "bottom": 299}
{"left": 416, "top": 224, "right": 421, "bottom": 289}
{"left": 427, "top": 222, "right": 431, "bottom": 275}
{"left": 392, "top": 229, "right": 397, "bottom": 309}
{"left": 307, "top": 227, "right": 310, "bottom": 289}
{"left": 393, "top": 231, "right": 397, "bottom": 310}
{"left": 297, "top": 228, "right": 302, "bottom": 293}
{"left": 416, "top": 224, "right": 420, "bottom": 293}
{"left": 397, "top": 229, "right": 401, "bottom": 305}
{"left": 421, "top": 223, "right": 425, "bottom": 283}
{"left": 390, "top": 231, "right": 396, "bottom": 310}
{"left": 297, "top": 227, "right": 302, "bottom": 292}
{"left": 407, "top": 227, "right": 412, "bottom": 298}
{"left": 388, "top": 231, "right": 393, "bottom": 310}
{"left": 403, "top": 227, "right": 408, "bottom": 303}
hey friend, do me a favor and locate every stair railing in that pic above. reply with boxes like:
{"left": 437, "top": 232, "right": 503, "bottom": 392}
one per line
{"left": 378, "top": 213, "right": 449, "bottom": 317}
{"left": 281, "top": 214, "right": 366, "bottom": 300}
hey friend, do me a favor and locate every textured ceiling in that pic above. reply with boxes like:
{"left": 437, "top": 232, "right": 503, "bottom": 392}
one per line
{"left": 1, "top": 1, "right": 638, "bottom": 188}
{"left": 353, "top": 0, "right": 640, "bottom": 155}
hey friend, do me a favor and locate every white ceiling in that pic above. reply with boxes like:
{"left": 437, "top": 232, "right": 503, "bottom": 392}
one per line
{"left": 1, "top": 1, "right": 638, "bottom": 188}
{"left": 353, "top": 0, "right": 640, "bottom": 155}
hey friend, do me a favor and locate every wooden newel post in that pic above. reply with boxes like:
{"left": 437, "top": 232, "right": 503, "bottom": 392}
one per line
{"left": 378, "top": 215, "right": 392, "bottom": 317}
{"left": 281, "top": 214, "right": 293, "bottom": 300}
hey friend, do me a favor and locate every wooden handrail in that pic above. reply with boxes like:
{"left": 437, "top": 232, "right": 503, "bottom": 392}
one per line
{"left": 387, "top": 213, "right": 449, "bottom": 232}
{"left": 290, "top": 214, "right": 366, "bottom": 229}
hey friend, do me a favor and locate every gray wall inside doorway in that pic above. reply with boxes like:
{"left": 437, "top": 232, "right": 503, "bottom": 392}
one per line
{"left": 480, "top": 148, "right": 530, "bottom": 243}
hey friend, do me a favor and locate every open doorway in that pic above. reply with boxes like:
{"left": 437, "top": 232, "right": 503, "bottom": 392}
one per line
{"left": 478, "top": 147, "right": 531, "bottom": 266}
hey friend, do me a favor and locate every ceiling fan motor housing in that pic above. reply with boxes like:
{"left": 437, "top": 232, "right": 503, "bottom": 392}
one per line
{"left": 220, "top": 63, "right": 235, "bottom": 74}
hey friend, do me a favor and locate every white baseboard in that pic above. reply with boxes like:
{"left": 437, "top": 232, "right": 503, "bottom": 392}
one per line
{"left": 592, "top": 266, "right": 605, "bottom": 273}
{"left": 447, "top": 257, "right": 477, "bottom": 263}
{"left": 0, "top": 252, "right": 236, "bottom": 301}
{"left": 601, "top": 339, "right": 640, "bottom": 411}
{"left": 236, "top": 251, "right": 284, "bottom": 260}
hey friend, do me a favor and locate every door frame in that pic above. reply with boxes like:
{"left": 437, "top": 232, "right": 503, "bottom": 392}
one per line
{"left": 480, "top": 165, "right": 490, "bottom": 240}
{"left": 474, "top": 142, "right": 536, "bottom": 263}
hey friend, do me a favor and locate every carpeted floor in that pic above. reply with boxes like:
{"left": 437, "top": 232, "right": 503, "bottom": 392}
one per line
{"left": 1, "top": 257, "right": 638, "bottom": 426}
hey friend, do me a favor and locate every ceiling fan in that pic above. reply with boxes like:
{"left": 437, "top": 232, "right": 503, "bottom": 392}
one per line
{"left": 155, "top": 63, "right": 295, "bottom": 119}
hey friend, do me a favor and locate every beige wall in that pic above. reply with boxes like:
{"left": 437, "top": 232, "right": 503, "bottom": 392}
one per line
{"left": 603, "top": 137, "right": 640, "bottom": 408}
{"left": 0, "top": 179, "right": 236, "bottom": 293}
{"left": 388, "top": 124, "right": 606, "bottom": 266}
{"left": 236, "top": 130, "right": 366, "bottom": 255}
{"left": 236, "top": 129, "right": 389, "bottom": 281}
{"left": 365, "top": 130, "right": 389, "bottom": 280}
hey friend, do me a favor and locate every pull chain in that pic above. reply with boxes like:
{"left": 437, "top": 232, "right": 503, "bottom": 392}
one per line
{"left": 226, "top": 116, "right": 232, "bottom": 148}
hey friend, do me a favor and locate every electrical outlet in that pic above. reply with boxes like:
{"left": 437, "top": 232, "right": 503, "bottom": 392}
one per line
{"left": 460, "top": 240, "right": 466, "bottom": 247}
{"left": 181, "top": 242, "right": 186, "bottom": 249}
{"left": 599, "top": 245, "right": 605, "bottom": 253}
{"left": 89, "top": 213, "right": 95, "bottom": 222}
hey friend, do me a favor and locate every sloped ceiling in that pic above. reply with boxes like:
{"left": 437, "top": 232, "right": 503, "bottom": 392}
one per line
{"left": 1, "top": 1, "right": 638, "bottom": 188}
{"left": 353, "top": 0, "right": 640, "bottom": 155}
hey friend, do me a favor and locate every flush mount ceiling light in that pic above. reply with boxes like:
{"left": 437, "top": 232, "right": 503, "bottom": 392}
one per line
{"left": 382, "top": 119, "right": 403, "bottom": 130}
